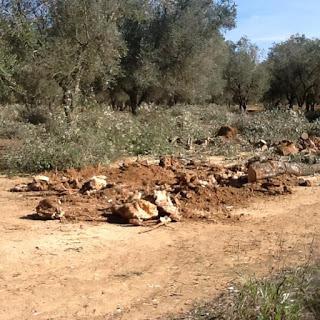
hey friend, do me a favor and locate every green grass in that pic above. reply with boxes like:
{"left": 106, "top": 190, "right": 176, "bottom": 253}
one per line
{"left": 174, "top": 266, "right": 320, "bottom": 320}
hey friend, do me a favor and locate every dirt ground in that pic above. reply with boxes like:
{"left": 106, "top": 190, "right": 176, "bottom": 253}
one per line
{"left": 1, "top": 172, "right": 320, "bottom": 320}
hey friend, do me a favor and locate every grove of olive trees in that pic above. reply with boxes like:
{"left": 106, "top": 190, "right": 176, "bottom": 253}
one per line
{"left": 1, "top": 0, "right": 320, "bottom": 113}
{"left": 265, "top": 35, "right": 320, "bottom": 110}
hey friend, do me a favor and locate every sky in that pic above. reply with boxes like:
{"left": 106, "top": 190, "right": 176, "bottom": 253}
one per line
{"left": 226, "top": 0, "right": 320, "bottom": 56}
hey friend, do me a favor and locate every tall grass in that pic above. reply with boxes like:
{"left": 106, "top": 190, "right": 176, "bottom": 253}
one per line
{"left": 174, "top": 266, "right": 320, "bottom": 320}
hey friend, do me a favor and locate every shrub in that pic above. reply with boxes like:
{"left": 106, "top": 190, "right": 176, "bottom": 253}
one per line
{"left": 0, "top": 105, "right": 33, "bottom": 139}
{"left": 18, "top": 105, "right": 50, "bottom": 125}
{"left": 233, "top": 109, "right": 315, "bottom": 144}
{"left": 2, "top": 104, "right": 320, "bottom": 173}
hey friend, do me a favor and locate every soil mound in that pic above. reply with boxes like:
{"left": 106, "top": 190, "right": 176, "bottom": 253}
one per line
{"left": 12, "top": 156, "right": 301, "bottom": 224}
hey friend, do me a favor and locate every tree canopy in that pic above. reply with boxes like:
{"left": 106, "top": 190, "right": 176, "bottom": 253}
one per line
{"left": 1, "top": 1, "right": 320, "bottom": 113}
{"left": 0, "top": 0, "right": 237, "bottom": 111}
{"left": 265, "top": 35, "right": 320, "bottom": 110}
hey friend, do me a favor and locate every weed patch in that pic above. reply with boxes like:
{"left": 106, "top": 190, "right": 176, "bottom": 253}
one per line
{"left": 174, "top": 266, "right": 320, "bottom": 320}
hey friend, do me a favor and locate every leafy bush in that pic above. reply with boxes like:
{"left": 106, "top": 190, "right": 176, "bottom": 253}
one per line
{"left": 2, "top": 104, "right": 320, "bottom": 173}
{"left": 0, "top": 105, "right": 33, "bottom": 139}
{"left": 18, "top": 105, "right": 50, "bottom": 125}
{"left": 233, "top": 109, "right": 318, "bottom": 143}
{"left": 0, "top": 104, "right": 233, "bottom": 172}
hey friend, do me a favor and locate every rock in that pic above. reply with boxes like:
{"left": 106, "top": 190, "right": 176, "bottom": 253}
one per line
{"left": 114, "top": 199, "right": 158, "bottom": 222}
{"left": 10, "top": 178, "right": 50, "bottom": 192}
{"left": 24, "top": 175, "right": 51, "bottom": 192}
{"left": 67, "top": 179, "right": 81, "bottom": 189}
{"left": 198, "top": 180, "right": 209, "bottom": 187}
{"left": 180, "top": 190, "right": 192, "bottom": 199}
{"left": 208, "top": 175, "right": 218, "bottom": 186}
{"left": 298, "top": 178, "right": 312, "bottom": 187}
{"left": 28, "top": 181, "right": 49, "bottom": 192}
{"left": 80, "top": 176, "right": 107, "bottom": 194}
{"left": 36, "top": 199, "right": 65, "bottom": 220}
{"left": 138, "top": 158, "right": 160, "bottom": 166}
{"left": 159, "top": 156, "right": 175, "bottom": 168}
{"left": 51, "top": 183, "right": 68, "bottom": 193}
{"left": 256, "top": 139, "right": 268, "bottom": 150}
{"left": 33, "top": 175, "right": 50, "bottom": 183}
{"left": 277, "top": 141, "right": 299, "bottom": 156}
{"left": 221, "top": 172, "right": 230, "bottom": 180}
{"left": 160, "top": 216, "right": 172, "bottom": 224}
{"left": 127, "top": 191, "right": 143, "bottom": 202}
{"left": 217, "top": 126, "right": 238, "bottom": 139}
{"left": 154, "top": 190, "right": 181, "bottom": 222}
{"left": 10, "top": 184, "right": 29, "bottom": 192}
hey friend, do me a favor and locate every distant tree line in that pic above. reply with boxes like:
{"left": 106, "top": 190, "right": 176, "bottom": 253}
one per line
{"left": 0, "top": 0, "right": 320, "bottom": 115}
{"left": 266, "top": 35, "right": 320, "bottom": 111}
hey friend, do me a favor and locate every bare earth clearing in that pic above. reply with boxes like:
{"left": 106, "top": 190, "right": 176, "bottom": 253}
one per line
{"left": 0, "top": 173, "right": 320, "bottom": 320}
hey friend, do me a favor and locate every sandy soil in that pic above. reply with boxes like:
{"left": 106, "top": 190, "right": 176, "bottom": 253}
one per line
{"left": 0, "top": 175, "right": 320, "bottom": 320}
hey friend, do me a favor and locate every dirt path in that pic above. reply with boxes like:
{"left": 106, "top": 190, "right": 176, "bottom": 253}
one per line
{"left": 0, "top": 175, "right": 319, "bottom": 320}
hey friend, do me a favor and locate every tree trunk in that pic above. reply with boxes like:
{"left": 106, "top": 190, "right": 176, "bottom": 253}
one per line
{"left": 239, "top": 100, "right": 247, "bottom": 112}
{"left": 62, "top": 86, "right": 73, "bottom": 122}
{"left": 287, "top": 93, "right": 295, "bottom": 109}
{"left": 242, "top": 101, "right": 247, "bottom": 112}
{"left": 297, "top": 97, "right": 304, "bottom": 109}
{"left": 248, "top": 161, "right": 320, "bottom": 182}
{"left": 128, "top": 91, "right": 138, "bottom": 114}
{"left": 73, "top": 72, "right": 82, "bottom": 108}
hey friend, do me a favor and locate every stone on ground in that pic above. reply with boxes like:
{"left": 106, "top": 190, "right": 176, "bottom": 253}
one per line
{"left": 36, "top": 199, "right": 65, "bottom": 220}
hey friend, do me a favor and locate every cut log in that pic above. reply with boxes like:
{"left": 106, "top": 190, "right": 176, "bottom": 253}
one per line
{"left": 248, "top": 161, "right": 320, "bottom": 182}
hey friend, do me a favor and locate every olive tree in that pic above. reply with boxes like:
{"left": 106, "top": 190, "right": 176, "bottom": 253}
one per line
{"left": 114, "top": 0, "right": 236, "bottom": 111}
{"left": 224, "top": 37, "right": 268, "bottom": 111}
{"left": 266, "top": 35, "right": 320, "bottom": 110}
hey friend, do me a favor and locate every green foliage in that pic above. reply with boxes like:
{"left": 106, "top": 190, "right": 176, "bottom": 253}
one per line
{"left": 0, "top": 104, "right": 233, "bottom": 172}
{"left": 233, "top": 109, "right": 314, "bottom": 144}
{"left": 224, "top": 37, "right": 269, "bottom": 111}
{"left": 0, "top": 105, "right": 181, "bottom": 172}
{"left": 3, "top": 104, "right": 320, "bottom": 173}
{"left": 2, "top": 2, "right": 320, "bottom": 112}
{"left": 0, "top": 0, "right": 237, "bottom": 110}
{"left": 173, "top": 267, "right": 320, "bottom": 320}
{"left": 266, "top": 35, "right": 320, "bottom": 110}
{"left": 0, "top": 105, "right": 33, "bottom": 138}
